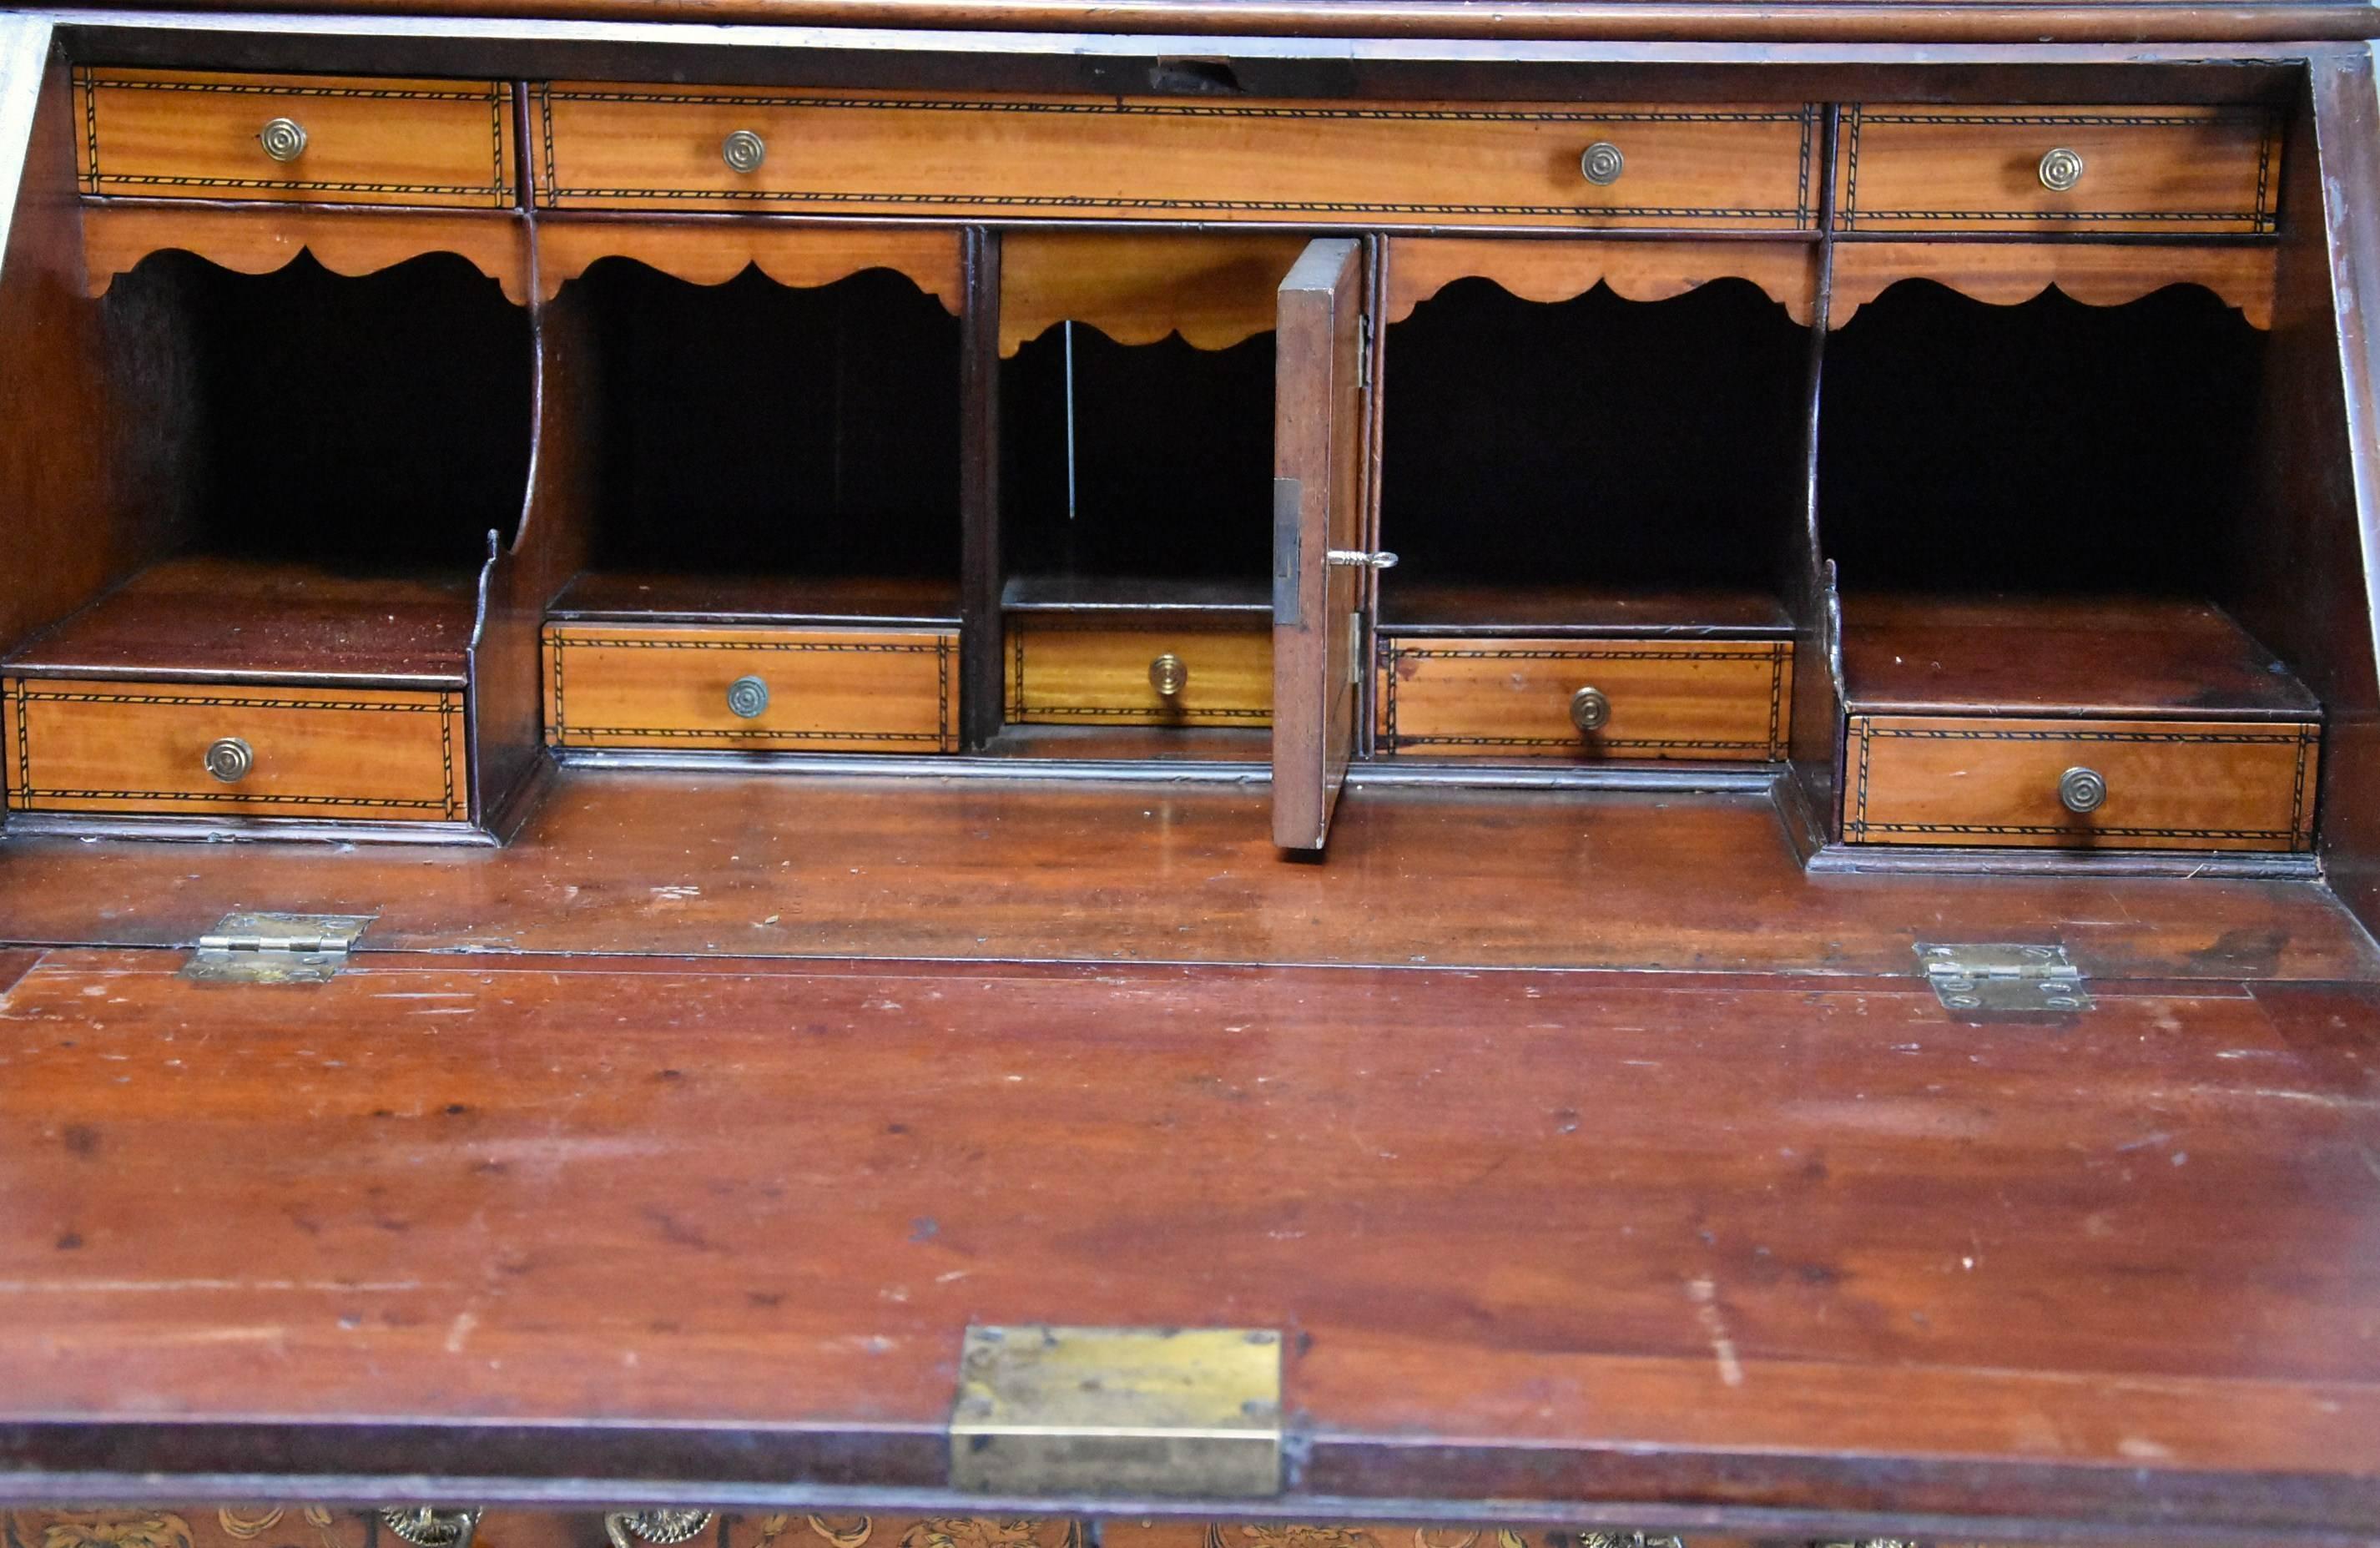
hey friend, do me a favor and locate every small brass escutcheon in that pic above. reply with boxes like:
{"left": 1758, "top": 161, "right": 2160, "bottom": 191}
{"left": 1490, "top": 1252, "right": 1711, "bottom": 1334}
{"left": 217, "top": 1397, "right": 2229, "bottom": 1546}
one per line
{"left": 2060, "top": 764, "right": 2108, "bottom": 814}
{"left": 1570, "top": 685, "right": 1611, "bottom": 733}
{"left": 1581, "top": 140, "right": 1626, "bottom": 185}
{"left": 2038, "top": 146, "right": 2085, "bottom": 192}
{"left": 204, "top": 736, "right": 254, "bottom": 783}
{"left": 1150, "top": 653, "right": 1189, "bottom": 698}
{"left": 258, "top": 116, "right": 307, "bottom": 162}
{"left": 722, "top": 129, "right": 767, "bottom": 173}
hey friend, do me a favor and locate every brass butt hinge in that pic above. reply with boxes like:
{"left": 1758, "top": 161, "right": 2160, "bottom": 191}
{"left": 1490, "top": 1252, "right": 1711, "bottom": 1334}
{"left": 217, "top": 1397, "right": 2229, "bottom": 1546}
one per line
{"left": 1358, "top": 313, "right": 1374, "bottom": 391}
{"left": 1916, "top": 942, "right": 2090, "bottom": 1013}
{"left": 949, "top": 1324, "right": 1283, "bottom": 1499}
{"left": 184, "top": 912, "right": 375, "bottom": 984}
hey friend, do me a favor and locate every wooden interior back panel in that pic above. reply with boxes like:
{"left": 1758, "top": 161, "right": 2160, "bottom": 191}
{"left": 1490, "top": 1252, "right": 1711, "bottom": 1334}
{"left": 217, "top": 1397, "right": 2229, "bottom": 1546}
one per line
{"left": 1007, "top": 622, "right": 1272, "bottom": 726}
{"left": 532, "top": 87, "right": 1820, "bottom": 229}
{"left": 73, "top": 69, "right": 518, "bottom": 208}
{"left": 1378, "top": 638, "right": 1791, "bottom": 759}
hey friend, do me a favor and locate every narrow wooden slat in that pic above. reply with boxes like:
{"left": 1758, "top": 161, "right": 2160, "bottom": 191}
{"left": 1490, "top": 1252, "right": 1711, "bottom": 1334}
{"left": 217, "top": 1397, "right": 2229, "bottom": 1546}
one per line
{"left": 535, "top": 216, "right": 963, "bottom": 308}
{"left": 1384, "top": 235, "right": 1820, "bottom": 325}
{"left": 1830, "top": 240, "right": 2277, "bottom": 327}
{"left": 83, "top": 201, "right": 531, "bottom": 303}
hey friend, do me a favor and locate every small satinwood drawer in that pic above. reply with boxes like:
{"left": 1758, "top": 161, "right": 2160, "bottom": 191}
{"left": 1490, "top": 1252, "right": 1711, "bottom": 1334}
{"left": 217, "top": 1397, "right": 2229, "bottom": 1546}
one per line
{"left": 533, "top": 84, "right": 1819, "bottom": 229}
{"left": 73, "top": 70, "right": 518, "bottom": 208}
{"left": 1844, "top": 714, "right": 2320, "bottom": 850}
{"left": 1376, "top": 637, "right": 1791, "bottom": 760}
{"left": 1007, "top": 623, "right": 1271, "bottom": 726}
{"left": 1833, "top": 104, "right": 2280, "bottom": 234}
{"left": 2, "top": 678, "right": 466, "bottom": 820}
{"left": 545, "top": 623, "right": 959, "bottom": 752}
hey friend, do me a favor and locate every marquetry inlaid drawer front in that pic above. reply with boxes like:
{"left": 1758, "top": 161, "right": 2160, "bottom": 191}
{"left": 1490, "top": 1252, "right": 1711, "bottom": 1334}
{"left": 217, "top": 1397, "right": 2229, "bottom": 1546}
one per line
{"left": 545, "top": 623, "right": 960, "bottom": 752}
{"left": 1845, "top": 714, "right": 2319, "bottom": 850}
{"left": 1377, "top": 638, "right": 1791, "bottom": 760}
{"left": 73, "top": 69, "right": 518, "bottom": 207}
{"left": 1833, "top": 104, "right": 2280, "bottom": 234}
{"left": 1007, "top": 623, "right": 1272, "bottom": 726}
{"left": 533, "top": 86, "right": 1820, "bottom": 229}
{"left": 1, "top": 678, "right": 466, "bottom": 821}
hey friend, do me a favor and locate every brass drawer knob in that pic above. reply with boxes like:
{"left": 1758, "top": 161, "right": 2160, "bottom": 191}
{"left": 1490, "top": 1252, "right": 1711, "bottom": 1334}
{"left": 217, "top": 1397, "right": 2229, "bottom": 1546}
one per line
{"left": 2060, "top": 765, "right": 2108, "bottom": 814}
{"left": 203, "top": 736, "right": 254, "bottom": 783}
{"left": 1580, "top": 140, "right": 1626, "bottom": 185}
{"left": 722, "top": 129, "right": 767, "bottom": 173}
{"left": 1570, "top": 685, "right": 1611, "bottom": 733}
{"left": 380, "top": 1510, "right": 482, "bottom": 1548}
{"left": 605, "top": 1513, "right": 715, "bottom": 1548}
{"left": 2038, "top": 146, "right": 2085, "bottom": 192}
{"left": 726, "top": 674, "right": 770, "bottom": 719}
{"left": 1150, "top": 653, "right": 1189, "bottom": 698}
{"left": 258, "top": 116, "right": 308, "bottom": 162}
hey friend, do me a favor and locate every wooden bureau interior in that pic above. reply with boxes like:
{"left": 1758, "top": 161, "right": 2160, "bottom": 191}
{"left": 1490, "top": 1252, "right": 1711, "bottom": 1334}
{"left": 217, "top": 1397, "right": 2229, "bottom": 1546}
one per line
{"left": 9, "top": 10, "right": 2380, "bottom": 1543}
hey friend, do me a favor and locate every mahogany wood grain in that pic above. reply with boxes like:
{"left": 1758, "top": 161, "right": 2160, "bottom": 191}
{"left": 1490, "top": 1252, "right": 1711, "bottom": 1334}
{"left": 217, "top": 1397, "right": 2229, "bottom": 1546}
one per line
{"left": 1006, "top": 621, "right": 1272, "bottom": 726}
{"left": 1829, "top": 240, "right": 2277, "bottom": 329}
{"left": 1384, "top": 235, "right": 1819, "bottom": 326}
{"left": 2, "top": 947, "right": 2378, "bottom": 1535}
{"left": 2, "top": 676, "right": 466, "bottom": 819}
{"left": 959, "top": 226, "right": 1003, "bottom": 750}
{"left": 999, "top": 231, "right": 1307, "bottom": 357}
{"left": 73, "top": 69, "right": 517, "bottom": 209}
{"left": 1379, "top": 584, "right": 1794, "bottom": 637}
{"left": 532, "top": 84, "right": 1818, "bottom": 232}
{"left": 537, "top": 218, "right": 963, "bottom": 309}
{"left": 550, "top": 571, "right": 963, "bottom": 626}
{"left": 1377, "top": 637, "right": 1790, "bottom": 760}
{"left": 1832, "top": 103, "right": 2282, "bottom": 234}
{"left": 83, "top": 200, "right": 532, "bottom": 303}
{"left": 545, "top": 622, "right": 961, "bottom": 752}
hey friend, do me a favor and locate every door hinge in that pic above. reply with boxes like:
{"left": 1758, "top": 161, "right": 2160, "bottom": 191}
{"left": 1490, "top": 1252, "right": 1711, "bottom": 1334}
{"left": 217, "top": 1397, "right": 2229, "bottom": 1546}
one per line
{"left": 184, "top": 912, "right": 375, "bottom": 984}
{"left": 1358, "top": 312, "right": 1374, "bottom": 390}
{"left": 949, "top": 1324, "right": 1283, "bottom": 1499}
{"left": 1916, "top": 942, "right": 2091, "bottom": 1013}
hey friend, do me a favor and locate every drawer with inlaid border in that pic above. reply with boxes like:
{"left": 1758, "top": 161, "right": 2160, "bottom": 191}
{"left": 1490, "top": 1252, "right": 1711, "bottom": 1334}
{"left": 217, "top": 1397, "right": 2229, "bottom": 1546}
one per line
{"left": 1832, "top": 104, "right": 2281, "bottom": 234}
{"left": 545, "top": 623, "right": 960, "bottom": 753}
{"left": 1376, "top": 637, "right": 1791, "bottom": 760}
{"left": 1007, "top": 622, "right": 1271, "bottom": 727}
{"left": 73, "top": 69, "right": 518, "bottom": 208}
{"left": 1843, "top": 714, "right": 2319, "bottom": 850}
{"left": 1, "top": 677, "right": 466, "bottom": 821}
{"left": 532, "top": 85, "right": 1820, "bottom": 230}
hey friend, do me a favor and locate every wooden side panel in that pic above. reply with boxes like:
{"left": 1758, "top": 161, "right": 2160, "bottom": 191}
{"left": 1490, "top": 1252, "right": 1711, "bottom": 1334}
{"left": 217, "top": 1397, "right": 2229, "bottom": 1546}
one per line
{"left": 84, "top": 202, "right": 531, "bottom": 303}
{"left": 535, "top": 87, "right": 1818, "bottom": 230}
{"left": 1007, "top": 622, "right": 1270, "bottom": 726}
{"left": 1378, "top": 638, "right": 1790, "bottom": 759}
{"left": 1833, "top": 104, "right": 2281, "bottom": 234}
{"left": 547, "top": 623, "right": 959, "bottom": 752}
{"left": 4, "top": 677, "right": 466, "bottom": 820}
{"left": 1844, "top": 713, "right": 2320, "bottom": 850}
{"left": 74, "top": 70, "right": 517, "bottom": 209}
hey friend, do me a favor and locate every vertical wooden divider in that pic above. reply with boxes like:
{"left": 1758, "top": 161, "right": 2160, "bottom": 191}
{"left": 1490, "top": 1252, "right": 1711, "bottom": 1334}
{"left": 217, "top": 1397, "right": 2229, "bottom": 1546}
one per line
{"left": 1356, "top": 234, "right": 1388, "bottom": 761}
{"left": 1784, "top": 107, "right": 1846, "bottom": 854}
{"left": 960, "top": 224, "right": 1005, "bottom": 749}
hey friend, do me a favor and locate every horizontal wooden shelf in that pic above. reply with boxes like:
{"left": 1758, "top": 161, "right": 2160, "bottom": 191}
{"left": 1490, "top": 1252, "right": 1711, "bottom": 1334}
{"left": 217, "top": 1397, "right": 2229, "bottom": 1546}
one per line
{"left": 548, "top": 570, "right": 962, "bottom": 627}
{"left": 1002, "top": 573, "right": 1272, "bottom": 616}
{"left": 1380, "top": 582, "right": 1795, "bottom": 637}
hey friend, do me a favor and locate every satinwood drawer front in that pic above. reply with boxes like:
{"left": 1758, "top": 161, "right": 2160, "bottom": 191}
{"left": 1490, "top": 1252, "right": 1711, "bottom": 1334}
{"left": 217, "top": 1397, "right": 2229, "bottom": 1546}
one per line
{"left": 1833, "top": 105, "right": 2280, "bottom": 234}
{"left": 73, "top": 69, "right": 518, "bottom": 208}
{"left": 1, "top": 678, "right": 466, "bottom": 820}
{"left": 1377, "top": 637, "right": 1791, "bottom": 760}
{"left": 1008, "top": 623, "right": 1272, "bottom": 726}
{"left": 545, "top": 623, "right": 960, "bottom": 752}
{"left": 1845, "top": 714, "right": 2319, "bottom": 850}
{"left": 533, "top": 86, "right": 1820, "bottom": 229}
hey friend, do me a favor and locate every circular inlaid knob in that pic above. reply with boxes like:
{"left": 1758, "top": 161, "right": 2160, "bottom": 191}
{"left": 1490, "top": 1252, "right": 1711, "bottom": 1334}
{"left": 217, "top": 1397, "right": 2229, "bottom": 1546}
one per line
{"left": 379, "top": 1511, "right": 482, "bottom": 1548}
{"left": 203, "top": 736, "right": 254, "bottom": 783}
{"left": 721, "top": 129, "right": 767, "bottom": 173}
{"left": 605, "top": 1514, "right": 715, "bottom": 1548}
{"left": 259, "top": 117, "right": 308, "bottom": 163}
{"left": 726, "top": 674, "right": 770, "bottom": 719}
{"left": 2038, "top": 146, "right": 2085, "bottom": 192}
{"left": 1570, "top": 685, "right": 1611, "bottom": 733}
{"left": 1580, "top": 141, "right": 1626, "bottom": 186}
{"left": 1149, "top": 653, "right": 1188, "bottom": 698}
{"left": 2060, "top": 765, "right": 2108, "bottom": 814}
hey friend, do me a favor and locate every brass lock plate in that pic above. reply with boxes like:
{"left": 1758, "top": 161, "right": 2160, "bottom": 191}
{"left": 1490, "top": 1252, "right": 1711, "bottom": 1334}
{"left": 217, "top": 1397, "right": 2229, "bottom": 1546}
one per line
{"left": 948, "top": 1324, "right": 1283, "bottom": 1499}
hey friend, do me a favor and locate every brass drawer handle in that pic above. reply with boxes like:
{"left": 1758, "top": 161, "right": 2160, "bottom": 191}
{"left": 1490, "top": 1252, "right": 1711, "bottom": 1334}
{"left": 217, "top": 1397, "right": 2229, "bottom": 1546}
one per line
{"left": 606, "top": 1513, "right": 715, "bottom": 1548}
{"left": 203, "top": 736, "right": 254, "bottom": 783}
{"left": 2060, "top": 765, "right": 2108, "bottom": 814}
{"left": 722, "top": 129, "right": 767, "bottom": 173}
{"left": 726, "top": 674, "right": 770, "bottom": 719}
{"left": 1150, "top": 653, "right": 1188, "bottom": 698}
{"left": 2038, "top": 146, "right": 2085, "bottom": 192}
{"left": 380, "top": 1510, "right": 482, "bottom": 1548}
{"left": 259, "top": 116, "right": 308, "bottom": 162}
{"left": 1570, "top": 685, "right": 1611, "bottom": 733}
{"left": 1580, "top": 140, "right": 1625, "bottom": 185}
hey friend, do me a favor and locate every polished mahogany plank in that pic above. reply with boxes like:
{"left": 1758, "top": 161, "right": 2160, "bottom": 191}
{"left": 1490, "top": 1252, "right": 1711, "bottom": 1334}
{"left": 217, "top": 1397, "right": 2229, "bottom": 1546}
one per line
{"left": 549, "top": 570, "right": 963, "bottom": 627}
{"left": 0, "top": 947, "right": 2376, "bottom": 1533}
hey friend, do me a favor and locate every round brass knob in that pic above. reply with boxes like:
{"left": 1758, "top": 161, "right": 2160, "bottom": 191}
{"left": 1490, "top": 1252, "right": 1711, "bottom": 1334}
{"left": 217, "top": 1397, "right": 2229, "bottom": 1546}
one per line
{"left": 1570, "top": 685, "right": 1611, "bottom": 733}
{"left": 2038, "top": 146, "right": 2085, "bottom": 192}
{"left": 2060, "top": 765, "right": 2108, "bottom": 814}
{"left": 380, "top": 1511, "right": 482, "bottom": 1548}
{"left": 1580, "top": 141, "right": 1625, "bottom": 186}
{"left": 721, "top": 129, "right": 767, "bottom": 173}
{"left": 726, "top": 674, "right": 770, "bottom": 719}
{"left": 203, "top": 736, "right": 254, "bottom": 783}
{"left": 258, "top": 117, "right": 308, "bottom": 163}
{"left": 1150, "top": 653, "right": 1188, "bottom": 698}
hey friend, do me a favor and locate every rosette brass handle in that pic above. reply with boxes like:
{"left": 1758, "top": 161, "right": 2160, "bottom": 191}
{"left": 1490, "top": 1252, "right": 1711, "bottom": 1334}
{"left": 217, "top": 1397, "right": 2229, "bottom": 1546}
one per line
{"left": 379, "top": 1510, "right": 482, "bottom": 1548}
{"left": 1580, "top": 141, "right": 1625, "bottom": 185}
{"left": 2038, "top": 146, "right": 2085, "bottom": 192}
{"left": 721, "top": 129, "right": 767, "bottom": 173}
{"left": 1570, "top": 686, "right": 1611, "bottom": 734}
{"left": 726, "top": 674, "right": 770, "bottom": 719}
{"left": 2059, "top": 765, "right": 2108, "bottom": 814}
{"left": 204, "top": 737, "right": 254, "bottom": 783}
{"left": 1150, "top": 653, "right": 1189, "bottom": 698}
{"left": 259, "top": 117, "right": 308, "bottom": 162}
{"left": 605, "top": 1513, "right": 716, "bottom": 1548}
